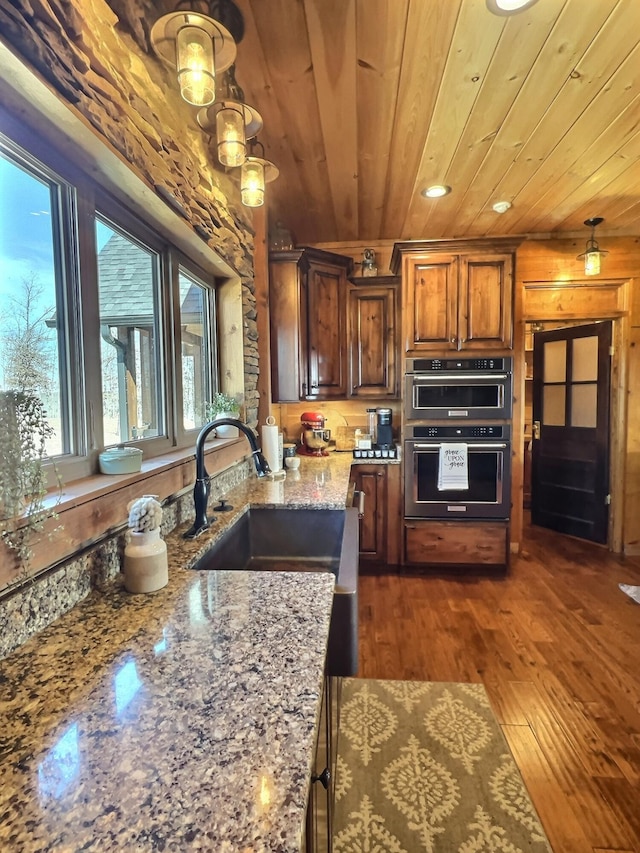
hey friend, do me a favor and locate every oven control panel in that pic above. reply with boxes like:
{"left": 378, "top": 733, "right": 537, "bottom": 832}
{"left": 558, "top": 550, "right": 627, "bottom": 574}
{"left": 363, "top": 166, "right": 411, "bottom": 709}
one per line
{"left": 406, "top": 357, "right": 512, "bottom": 373}
{"left": 407, "top": 424, "right": 510, "bottom": 440}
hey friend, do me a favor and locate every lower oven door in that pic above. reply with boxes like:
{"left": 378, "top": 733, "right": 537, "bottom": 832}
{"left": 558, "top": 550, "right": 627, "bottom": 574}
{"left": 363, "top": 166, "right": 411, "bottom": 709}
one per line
{"left": 405, "top": 440, "right": 511, "bottom": 519}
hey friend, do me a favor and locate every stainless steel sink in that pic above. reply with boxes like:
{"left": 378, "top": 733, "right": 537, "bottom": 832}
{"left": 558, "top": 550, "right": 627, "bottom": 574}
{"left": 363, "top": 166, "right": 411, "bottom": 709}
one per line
{"left": 189, "top": 507, "right": 359, "bottom": 677}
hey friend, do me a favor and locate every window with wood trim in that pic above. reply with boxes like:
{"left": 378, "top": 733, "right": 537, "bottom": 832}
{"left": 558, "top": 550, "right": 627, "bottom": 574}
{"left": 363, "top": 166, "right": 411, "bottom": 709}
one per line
{"left": 0, "top": 127, "right": 220, "bottom": 482}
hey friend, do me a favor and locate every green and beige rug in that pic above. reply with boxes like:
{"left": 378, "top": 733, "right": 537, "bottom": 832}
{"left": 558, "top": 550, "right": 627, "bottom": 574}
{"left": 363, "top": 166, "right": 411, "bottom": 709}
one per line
{"left": 333, "top": 679, "right": 552, "bottom": 852}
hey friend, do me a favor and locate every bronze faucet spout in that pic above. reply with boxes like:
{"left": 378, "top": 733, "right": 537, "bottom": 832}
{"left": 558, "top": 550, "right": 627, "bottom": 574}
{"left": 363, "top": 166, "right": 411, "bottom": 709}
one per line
{"left": 183, "top": 418, "right": 270, "bottom": 539}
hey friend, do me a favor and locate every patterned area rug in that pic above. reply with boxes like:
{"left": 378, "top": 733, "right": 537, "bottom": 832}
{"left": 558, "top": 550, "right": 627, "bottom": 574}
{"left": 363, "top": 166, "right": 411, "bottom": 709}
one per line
{"left": 333, "top": 679, "right": 552, "bottom": 852}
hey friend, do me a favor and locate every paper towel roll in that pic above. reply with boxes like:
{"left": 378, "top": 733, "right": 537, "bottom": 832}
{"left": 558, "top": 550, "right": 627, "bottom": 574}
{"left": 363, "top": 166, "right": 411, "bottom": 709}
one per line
{"left": 261, "top": 416, "right": 282, "bottom": 473}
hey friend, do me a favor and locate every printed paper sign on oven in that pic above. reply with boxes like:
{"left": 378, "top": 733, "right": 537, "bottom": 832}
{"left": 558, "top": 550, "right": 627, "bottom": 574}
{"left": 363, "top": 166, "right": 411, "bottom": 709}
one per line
{"left": 437, "top": 443, "right": 469, "bottom": 490}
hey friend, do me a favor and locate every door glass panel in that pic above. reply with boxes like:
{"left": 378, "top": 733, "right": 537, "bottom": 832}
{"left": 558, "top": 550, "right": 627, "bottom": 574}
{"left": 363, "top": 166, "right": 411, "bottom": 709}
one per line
{"left": 543, "top": 340, "right": 566, "bottom": 382}
{"left": 572, "top": 336, "right": 598, "bottom": 382}
{"left": 571, "top": 384, "right": 597, "bottom": 428}
{"left": 543, "top": 385, "right": 566, "bottom": 425}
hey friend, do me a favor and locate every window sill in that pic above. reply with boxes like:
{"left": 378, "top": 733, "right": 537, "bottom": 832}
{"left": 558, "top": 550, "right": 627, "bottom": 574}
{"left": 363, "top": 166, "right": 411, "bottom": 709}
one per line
{"left": 44, "top": 437, "right": 246, "bottom": 515}
{"left": 1, "top": 437, "right": 248, "bottom": 592}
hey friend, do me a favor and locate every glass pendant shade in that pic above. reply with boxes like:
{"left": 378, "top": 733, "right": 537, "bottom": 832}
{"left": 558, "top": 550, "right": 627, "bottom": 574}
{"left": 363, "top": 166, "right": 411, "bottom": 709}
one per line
{"left": 216, "top": 104, "right": 246, "bottom": 166}
{"left": 176, "top": 24, "right": 216, "bottom": 106}
{"left": 577, "top": 217, "right": 607, "bottom": 276}
{"left": 584, "top": 250, "right": 601, "bottom": 276}
{"left": 241, "top": 158, "right": 265, "bottom": 207}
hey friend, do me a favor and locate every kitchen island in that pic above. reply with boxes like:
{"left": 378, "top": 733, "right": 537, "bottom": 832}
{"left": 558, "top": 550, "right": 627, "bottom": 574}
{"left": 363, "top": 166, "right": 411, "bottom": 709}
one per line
{"left": 0, "top": 454, "right": 356, "bottom": 852}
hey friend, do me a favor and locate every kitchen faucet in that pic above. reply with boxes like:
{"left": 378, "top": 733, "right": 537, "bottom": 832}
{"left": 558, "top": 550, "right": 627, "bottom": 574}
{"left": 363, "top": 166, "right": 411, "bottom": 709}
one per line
{"left": 184, "top": 418, "right": 271, "bottom": 539}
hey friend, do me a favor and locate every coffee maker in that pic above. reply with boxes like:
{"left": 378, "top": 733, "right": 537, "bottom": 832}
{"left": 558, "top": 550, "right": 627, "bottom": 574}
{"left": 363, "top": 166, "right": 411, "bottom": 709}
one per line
{"left": 375, "top": 408, "right": 393, "bottom": 449}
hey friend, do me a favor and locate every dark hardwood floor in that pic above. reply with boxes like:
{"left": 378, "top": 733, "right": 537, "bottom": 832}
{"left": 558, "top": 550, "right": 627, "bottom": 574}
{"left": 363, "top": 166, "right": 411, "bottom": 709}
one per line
{"left": 357, "top": 523, "right": 640, "bottom": 853}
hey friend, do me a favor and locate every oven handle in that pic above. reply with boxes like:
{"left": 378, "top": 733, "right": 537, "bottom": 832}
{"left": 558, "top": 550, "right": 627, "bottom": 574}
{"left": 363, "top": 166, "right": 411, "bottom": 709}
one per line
{"left": 409, "top": 374, "right": 510, "bottom": 381}
{"left": 411, "top": 443, "right": 508, "bottom": 450}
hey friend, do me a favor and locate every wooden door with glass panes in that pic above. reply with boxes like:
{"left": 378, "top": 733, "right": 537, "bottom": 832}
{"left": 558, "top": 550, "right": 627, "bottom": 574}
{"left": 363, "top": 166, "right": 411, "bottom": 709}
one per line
{"left": 531, "top": 322, "right": 612, "bottom": 543}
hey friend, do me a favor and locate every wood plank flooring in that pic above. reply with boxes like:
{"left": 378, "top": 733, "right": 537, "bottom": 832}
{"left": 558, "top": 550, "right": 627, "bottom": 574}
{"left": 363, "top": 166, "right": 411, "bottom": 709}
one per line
{"left": 357, "top": 523, "right": 640, "bottom": 853}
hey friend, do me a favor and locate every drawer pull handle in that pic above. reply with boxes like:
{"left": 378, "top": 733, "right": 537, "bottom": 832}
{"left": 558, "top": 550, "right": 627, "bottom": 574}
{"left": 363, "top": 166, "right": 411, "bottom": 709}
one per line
{"left": 312, "top": 767, "right": 331, "bottom": 789}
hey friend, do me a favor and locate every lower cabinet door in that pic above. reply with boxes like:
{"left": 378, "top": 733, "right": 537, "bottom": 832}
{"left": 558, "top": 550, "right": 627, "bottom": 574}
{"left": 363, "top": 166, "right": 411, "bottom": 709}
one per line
{"left": 351, "top": 465, "right": 387, "bottom": 566}
{"left": 305, "top": 676, "right": 340, "bottom": 853}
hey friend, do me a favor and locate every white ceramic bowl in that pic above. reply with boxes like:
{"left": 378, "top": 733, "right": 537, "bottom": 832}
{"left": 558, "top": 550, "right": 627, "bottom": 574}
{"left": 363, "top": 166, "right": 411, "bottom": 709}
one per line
{"left": 98, "top": 445, "right": 143, "bottom": 475}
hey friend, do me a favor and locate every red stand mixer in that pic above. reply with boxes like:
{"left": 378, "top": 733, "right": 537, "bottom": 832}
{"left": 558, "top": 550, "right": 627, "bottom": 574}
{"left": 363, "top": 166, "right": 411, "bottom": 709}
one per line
{"left": 299, "top": 411, "right": 331, "bottom": 456}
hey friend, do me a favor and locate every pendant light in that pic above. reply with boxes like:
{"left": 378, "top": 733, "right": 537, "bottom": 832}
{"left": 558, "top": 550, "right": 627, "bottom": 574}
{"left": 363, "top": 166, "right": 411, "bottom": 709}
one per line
{"left": 577, "top": 217, "right": 608, "bottom": 276}
{"left": 150, "top": 1, "right": 241, "bottom": 107}
{"left": 197, "top": 65, "right": 263, "bottom": 168}
{"left": 241, "top": 139, "right": 279, "bottom": 207}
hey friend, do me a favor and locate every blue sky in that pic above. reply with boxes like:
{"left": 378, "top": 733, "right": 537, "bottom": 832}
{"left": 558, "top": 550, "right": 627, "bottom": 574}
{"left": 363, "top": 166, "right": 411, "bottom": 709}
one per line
{"left": 0, "top": 154, "right": 56, "bottom": 294}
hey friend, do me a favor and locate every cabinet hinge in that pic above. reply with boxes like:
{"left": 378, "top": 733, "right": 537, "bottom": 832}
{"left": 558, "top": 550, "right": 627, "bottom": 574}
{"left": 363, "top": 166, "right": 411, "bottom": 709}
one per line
{"left": 605, "top": 494, "right": 611, "bottom": 505}
{"left": 609, "top": 345, "right": 614, "bottom": 357}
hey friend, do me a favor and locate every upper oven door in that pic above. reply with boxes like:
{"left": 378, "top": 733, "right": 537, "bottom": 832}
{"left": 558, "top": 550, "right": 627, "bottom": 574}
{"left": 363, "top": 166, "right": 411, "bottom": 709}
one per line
{"left": 405, "top": 373, "right": 512, "bottom": 420}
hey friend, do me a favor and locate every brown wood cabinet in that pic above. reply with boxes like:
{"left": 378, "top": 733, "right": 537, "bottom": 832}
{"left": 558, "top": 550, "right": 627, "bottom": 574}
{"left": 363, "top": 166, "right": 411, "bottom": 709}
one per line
{"left": 269, "top": 247, "right": 352, "bottom": 402}
{"left": 352, "top": 462, "right": 402, "bottom": 570}
{"left": 404, "top": 519, "right": 509, "bottom": 570}
{"left": 347, "top": 276, "right": 399, "bottom": 398}
{"left": 391, "top": 238, "right": 521, "bottom": 354}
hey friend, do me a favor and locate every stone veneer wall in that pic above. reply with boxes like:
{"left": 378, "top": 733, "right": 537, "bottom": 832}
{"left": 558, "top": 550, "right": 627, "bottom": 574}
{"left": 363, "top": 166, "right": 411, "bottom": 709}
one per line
{"left": 0, "top": 0, "right": 260, "bottom": 422}
{"left": 0, "top": 1, "right": 261, "bottom": 653}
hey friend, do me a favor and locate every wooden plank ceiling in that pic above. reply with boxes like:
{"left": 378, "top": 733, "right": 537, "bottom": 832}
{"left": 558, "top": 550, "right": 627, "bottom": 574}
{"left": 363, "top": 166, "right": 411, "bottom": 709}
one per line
{"left": 228, "top": 0, "right": 640, "bottom": 246}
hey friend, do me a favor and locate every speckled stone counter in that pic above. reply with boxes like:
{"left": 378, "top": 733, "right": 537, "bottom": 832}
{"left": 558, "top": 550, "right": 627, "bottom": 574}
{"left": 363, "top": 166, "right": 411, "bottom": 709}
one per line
{"left": 0, "top": 453, "right": 356, "bottom": 852}
{"left": 0, "top": 568, "right": 335, "bottom": 852}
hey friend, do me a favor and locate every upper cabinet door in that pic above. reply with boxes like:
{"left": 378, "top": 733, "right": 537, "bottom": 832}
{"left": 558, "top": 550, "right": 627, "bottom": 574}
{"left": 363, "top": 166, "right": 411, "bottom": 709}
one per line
{"left": 269, "top": 247, "right": 351, "bottom": 402}
{"left": 306, "top": 259, "right": 348, "bottom": 398}
{"left": 403, "top": 254, "right": 458, "bottom": 353}
{"left": 459, "top": 254, "right": 513, "bottom": 350}
{"left": 392, "top": 238, "right": 520, "bottom": 356}
{"left": 348, "top": 282, "right": 398, "bottom": 398}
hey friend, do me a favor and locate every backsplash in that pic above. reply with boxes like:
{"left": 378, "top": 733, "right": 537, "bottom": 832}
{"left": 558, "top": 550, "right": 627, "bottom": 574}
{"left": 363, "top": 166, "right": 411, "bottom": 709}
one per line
{"left": 0, "top": 460, "right": 251, "bottom": 660}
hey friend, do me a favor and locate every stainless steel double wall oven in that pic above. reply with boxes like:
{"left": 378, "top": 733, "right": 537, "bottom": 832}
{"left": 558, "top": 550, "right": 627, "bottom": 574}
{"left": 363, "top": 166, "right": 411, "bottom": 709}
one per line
{"left": 404, "top": 357, "right": 513, "bottom": 521}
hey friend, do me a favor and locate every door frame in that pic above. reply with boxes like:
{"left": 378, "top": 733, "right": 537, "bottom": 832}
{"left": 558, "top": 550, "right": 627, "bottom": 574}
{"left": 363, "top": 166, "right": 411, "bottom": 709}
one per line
{"left": 520, "top": 278, "right": 631, "bottom": 553}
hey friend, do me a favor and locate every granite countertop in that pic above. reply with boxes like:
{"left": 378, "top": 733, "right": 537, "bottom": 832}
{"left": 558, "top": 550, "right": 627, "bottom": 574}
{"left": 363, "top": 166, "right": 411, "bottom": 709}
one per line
{"left": 0, "top": 454, "right": 357, "bottom": 853}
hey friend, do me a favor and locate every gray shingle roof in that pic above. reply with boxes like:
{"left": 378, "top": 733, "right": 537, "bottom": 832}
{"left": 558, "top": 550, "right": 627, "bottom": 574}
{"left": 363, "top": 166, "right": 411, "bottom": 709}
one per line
{"left": 98, "top": 233, "right": 204, "bottom": 325}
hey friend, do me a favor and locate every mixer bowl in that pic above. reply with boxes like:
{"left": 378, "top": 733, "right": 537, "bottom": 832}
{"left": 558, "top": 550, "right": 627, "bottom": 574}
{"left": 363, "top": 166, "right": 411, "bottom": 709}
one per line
{"left": 302, "top": 427, "right": 331, "bottom": 455}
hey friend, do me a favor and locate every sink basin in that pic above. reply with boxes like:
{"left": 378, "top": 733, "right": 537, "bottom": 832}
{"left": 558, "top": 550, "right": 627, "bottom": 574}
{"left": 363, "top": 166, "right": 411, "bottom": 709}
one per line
{"left": 190, "top": 507, "right": 359, "bottom": 677}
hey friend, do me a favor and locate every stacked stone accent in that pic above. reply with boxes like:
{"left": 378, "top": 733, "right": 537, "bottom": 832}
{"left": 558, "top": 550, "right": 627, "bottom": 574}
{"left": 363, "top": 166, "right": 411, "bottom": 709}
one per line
{"left": 0, "top": 1, "right": 265, "bottom": 645}
{"left": 0, "top": 0, "right": 259, "bottom": 422}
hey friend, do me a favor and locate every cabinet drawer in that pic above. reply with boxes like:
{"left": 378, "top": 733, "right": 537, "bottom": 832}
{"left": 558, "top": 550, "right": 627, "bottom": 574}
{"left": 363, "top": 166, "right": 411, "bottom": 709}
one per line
{"left": 404, "top": 520, "right": 509, "bottom": 568}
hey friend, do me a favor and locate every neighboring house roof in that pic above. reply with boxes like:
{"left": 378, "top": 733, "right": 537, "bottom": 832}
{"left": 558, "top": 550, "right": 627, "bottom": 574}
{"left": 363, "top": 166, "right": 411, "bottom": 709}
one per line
{"left": 98, "top": 233, "right": 204, "bottom": 326}
{"left": 97, "top": 233, "right": 156, "bottom": 326}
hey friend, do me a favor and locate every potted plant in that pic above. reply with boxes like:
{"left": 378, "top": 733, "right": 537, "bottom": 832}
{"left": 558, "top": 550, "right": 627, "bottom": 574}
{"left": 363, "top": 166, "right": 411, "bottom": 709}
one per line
{"left": 0, "top": 389, "right": 61, "bottom": 571}
{"left": 205, "top": 392, "right": 242, "bottom": 438}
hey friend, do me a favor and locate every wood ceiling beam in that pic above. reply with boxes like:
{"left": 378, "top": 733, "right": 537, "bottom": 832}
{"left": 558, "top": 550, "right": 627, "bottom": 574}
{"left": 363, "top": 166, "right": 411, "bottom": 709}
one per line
{"left": 304, "top": 0, "right": 358, "bottom": 241}
{"left": 355, "top": 0, "right": 408, "bottom": 242}
{"left": 380, "top": 0, "right": 460, "bottom": 239}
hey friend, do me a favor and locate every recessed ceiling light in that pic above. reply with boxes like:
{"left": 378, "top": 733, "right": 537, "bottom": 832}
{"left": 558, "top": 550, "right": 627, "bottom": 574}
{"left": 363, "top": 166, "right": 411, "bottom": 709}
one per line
{"left": 492, "top": 200, "right": 512, "bottom": 214}
{"left": 422, "top": 185, "right": 452, "bottom": 199}
{"left": 486, "top": 0, "right": 539, "bottom": 15}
